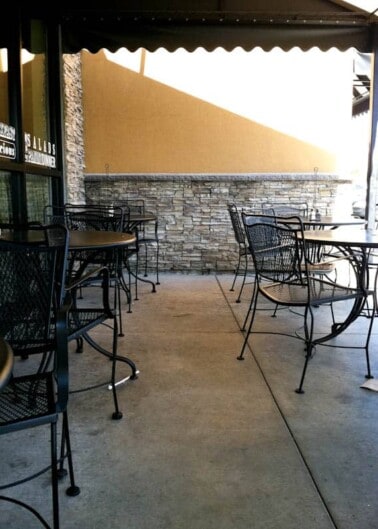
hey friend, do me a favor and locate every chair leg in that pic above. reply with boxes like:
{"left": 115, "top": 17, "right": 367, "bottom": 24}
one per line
{"left": 237, "top": 289, "right": 259, "bottom": 360}
{"left": 142, "top": 240, "right": 160, "bottom": 285}
{"left": 295, "top": 344, "right": 313, "bottom": 394}
{"left": 155, "top": 241, "right": 160, "bottom": 285}
{"left": 110, "top": 319, "right": 123, "bottom": 421}
{"left": 116, "top": 282, "right": 124, "bottom": 337}
{"left": 230, "top": 254, "right": 242, "bottom": 292}
{"left": 362, "top": 272, "right": 377, "bottom": 380}
{"left": 296, "top": 307, "right": 315, "bottom": 394}
{"left": 236, "top": 252, "right": 249, "bottom": 303}
{"left": 51, "top": 421, "right": 60, "bottom": 529}
{"left": 143, "top": 243, "right": 148, "bottom": 277}
{"left": 59, "top": 412, "right": 81, "bottom": 497}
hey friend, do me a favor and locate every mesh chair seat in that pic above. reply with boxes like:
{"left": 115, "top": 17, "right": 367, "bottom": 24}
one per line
{"left": 262, "top": 277, "right": 362, "bottom": 306}
{"left": 304, "top": 261, "right": 336, "bottom": 273}
{"left": 0, "top": 373, "right": 55, "bottom": 428}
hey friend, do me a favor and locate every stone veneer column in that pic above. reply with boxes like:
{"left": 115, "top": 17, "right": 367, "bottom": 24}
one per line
{"left": 63, "top": 53, "right": 86, "bottom": 204}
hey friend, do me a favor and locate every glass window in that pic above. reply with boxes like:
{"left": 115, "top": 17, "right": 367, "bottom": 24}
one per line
{"left": 0, "top": 48, "right": 9, "bottom": 125}
{"left": 0, "top": 49, "right": 16, "bottom": 163}
{"left": 0, "top": 171, "right": 11, "bottom": 223}
{"left": 26, "top": 173, "right": 52, "bottom": 222}
{"left": 22, "top": 20, "right": 56, "bottom": 169}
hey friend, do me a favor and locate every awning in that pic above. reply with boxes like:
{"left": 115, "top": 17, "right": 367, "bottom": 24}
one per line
{"left": 61, "top": 20, "right": 373, "bottom": 54}
{"left": 16, "top": 0, "right": 378, "bottom": 53}
{"left": 13, "top": 0, "right": 378, "bottom": 228}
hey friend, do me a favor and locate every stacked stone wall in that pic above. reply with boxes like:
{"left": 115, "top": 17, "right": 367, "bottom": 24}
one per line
{"left": 85, "top": 173, "right": 352, "bottom": 273}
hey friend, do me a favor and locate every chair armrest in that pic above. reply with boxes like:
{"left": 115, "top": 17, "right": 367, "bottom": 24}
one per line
{"left": 66, "top": 265, "right": 109, "bottom": 291}
{"left": 66, "top": 265, "right": 113, "bottom": 316}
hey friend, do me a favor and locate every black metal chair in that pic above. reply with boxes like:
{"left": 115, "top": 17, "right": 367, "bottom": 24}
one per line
{"left": 237, "top": 214, "right": 373, "bottom": 393}
{"left": 0, "top": 224, "right": 80, "bottom": 529}
{"left": 44, "top": 204, "right": 66, "bottom": 226}
{"left": 227, "top": 203, "right": 251, "bottom": 303}
{"left": 113, "top": 199, "right": 160, "bottom": 300}
{"left": 261, "top": 206, "right": 340, "bottom": 280}
{"left": 128, "top": 199, "right": 160, "bottom": 285}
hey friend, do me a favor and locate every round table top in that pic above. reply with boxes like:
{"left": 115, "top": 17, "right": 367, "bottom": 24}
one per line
{"left": 0, "top": 229, "right": 136, "bottom": 250}
{"left": 0, "top": 338, "right": 14, "bottom": 392}
{"left": 69, "top": 230, "right": 136, "bottom": 250}
{"left": 302, "top": 215, "right": 366, "bottom": 228}
{"left": 302, "top": 227, "right": 378, "bottom": 248}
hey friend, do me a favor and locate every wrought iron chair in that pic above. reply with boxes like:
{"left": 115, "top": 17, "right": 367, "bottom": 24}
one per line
{"left": 237, "top": 214, "right": 373, "bottom": 393}
{"left": 129, "top": 199, "right": 160, "bottom": 285}
{"left": 0, "top": 224, "right": 80, "bottom": 529}
{"left": 113, "top": 198, "right": 160, "bottom": 300}
{"left": 261, "top": 205, "right": 340, "bottom": 279}
{"left": 227, "top": 203, "right": 251, "bottom": 303}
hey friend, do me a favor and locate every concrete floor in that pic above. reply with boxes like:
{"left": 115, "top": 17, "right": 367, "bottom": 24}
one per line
{"left": 1, "top": 271, "right": 378, "bottom": 528}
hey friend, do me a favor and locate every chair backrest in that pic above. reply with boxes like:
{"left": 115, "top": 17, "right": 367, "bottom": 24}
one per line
{"left": 0, "top": 224, "right": 69, "bottom": 357}
{"left": 262, "top": 203, "right": 308, "bottom": 218}
{"left": 227, "top": 204, "right": 246, "bottom": 245}
{"left": 64, "top": 204, "right": 124, "bottom": 232}
{"left": 117, "top": 199, "right": 145, "bottom": 215}
{"left": 44, "top": 204, "right": 66, "bottom": 225}
{"left": 241, "top": 212, "right": 305, "bottom": 283}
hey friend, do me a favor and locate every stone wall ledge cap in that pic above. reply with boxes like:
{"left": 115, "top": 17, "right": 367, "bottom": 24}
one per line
{"left": 85, "top": 172, "right": 350, "bottom": 183}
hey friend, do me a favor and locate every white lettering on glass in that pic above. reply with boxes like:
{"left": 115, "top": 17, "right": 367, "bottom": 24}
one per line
{"left": 24, "top": 131, "right": 56, "bottom": 168}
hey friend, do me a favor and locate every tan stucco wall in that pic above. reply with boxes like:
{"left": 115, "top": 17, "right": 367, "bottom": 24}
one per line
{"left": 81, "top": 50, "right": 346, "bottom": 174}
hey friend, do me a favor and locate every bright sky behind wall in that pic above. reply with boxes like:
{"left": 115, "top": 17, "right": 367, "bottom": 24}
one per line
{"left": 346, "top": 0, "right": 378, "bottom": 13}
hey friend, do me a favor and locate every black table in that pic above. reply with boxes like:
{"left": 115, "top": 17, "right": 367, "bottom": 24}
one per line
{"left": 0, "top": 228, "right": 136, "bottom": 249}
{"left": 302, "top": 227, "right": 378, "bottom": 249}
{"left": 302, "top": 226, "right": 378, "bottom": 340}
